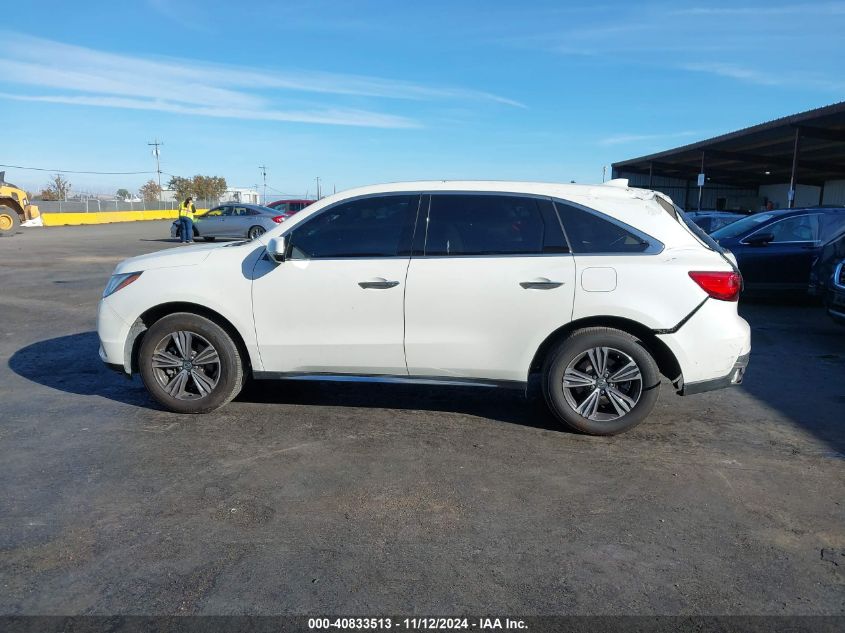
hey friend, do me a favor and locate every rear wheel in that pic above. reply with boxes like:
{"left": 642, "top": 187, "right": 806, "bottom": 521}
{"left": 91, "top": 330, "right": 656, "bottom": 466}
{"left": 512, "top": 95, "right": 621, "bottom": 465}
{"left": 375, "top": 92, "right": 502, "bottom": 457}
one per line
{"left": 542, "top": 327, "right": 660, "bottom": 435}
{"left": 248, "top": 225, "right": 265, "bottom": 240}
{"left": 139, "top": 313, "right": 244, "bottom": 414}
{"left": 0, "top": 205, "right": 21, "bottom": 236}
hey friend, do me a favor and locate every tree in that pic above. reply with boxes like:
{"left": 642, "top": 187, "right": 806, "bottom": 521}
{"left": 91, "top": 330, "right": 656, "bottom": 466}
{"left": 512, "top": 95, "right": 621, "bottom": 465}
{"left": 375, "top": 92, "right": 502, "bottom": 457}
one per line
{"left": 116, "top": 188, "right": 131, "bottom": 200}
{"left": 41, "top": 174, "right": 72, "bottom": 201}
{"left": 191, "top": 175, "right": 227, "bottom": 202}
{"left": 139, "top": 180, "right": 162, "bottom": 203}
{"left": 167, "top": 176, "right": 194, "bottom": 203}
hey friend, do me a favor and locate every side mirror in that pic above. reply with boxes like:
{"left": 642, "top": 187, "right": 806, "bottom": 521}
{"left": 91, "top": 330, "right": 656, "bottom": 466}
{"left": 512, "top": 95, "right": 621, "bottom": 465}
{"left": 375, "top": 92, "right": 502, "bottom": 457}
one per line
{"left": 266, "top": 236, "right": 287, "bottom": 263}
{"left": 746, "top": 232, "right": 774, "bottom": 246}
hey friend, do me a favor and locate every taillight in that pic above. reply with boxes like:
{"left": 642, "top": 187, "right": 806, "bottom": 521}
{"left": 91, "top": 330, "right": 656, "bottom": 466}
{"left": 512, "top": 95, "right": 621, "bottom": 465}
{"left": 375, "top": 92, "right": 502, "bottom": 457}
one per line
{"left": 688, "top": 271, "right": 742, "bottom": 301}
{"left": 271, "top": 215, "right": 285, "bottom": 223}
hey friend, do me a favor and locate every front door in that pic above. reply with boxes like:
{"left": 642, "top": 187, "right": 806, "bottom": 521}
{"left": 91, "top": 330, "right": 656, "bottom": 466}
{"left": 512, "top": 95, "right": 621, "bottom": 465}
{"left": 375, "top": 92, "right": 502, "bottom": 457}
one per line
{"left": 199, "top": 205, "right": 228, "bottom": 237}
{"left": 252, "top": 194, "right": 421, "bottom": 374}
{"left": 741, "top": 213, "right": 820, "bottom": 290}
{"left": 404, "top": 193, "right": 576, "bottom": 383}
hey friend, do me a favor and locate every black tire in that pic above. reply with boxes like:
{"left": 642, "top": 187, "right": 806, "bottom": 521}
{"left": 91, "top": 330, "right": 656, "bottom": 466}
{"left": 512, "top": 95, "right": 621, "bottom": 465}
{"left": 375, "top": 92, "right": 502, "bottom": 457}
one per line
{"left": 0, "top": 205, "right": 21, "bottom": 236}
{"left": 203, "top": 236, "right": 216, "bottom": 242}
{"left": 248, "top": 225, "right": 265, "bottom": 240}
{"left": 542, "top": 327, "right": 660, "bottom": 436}
{"left": 139, "top": 313, "right": 244, "bottom": 414}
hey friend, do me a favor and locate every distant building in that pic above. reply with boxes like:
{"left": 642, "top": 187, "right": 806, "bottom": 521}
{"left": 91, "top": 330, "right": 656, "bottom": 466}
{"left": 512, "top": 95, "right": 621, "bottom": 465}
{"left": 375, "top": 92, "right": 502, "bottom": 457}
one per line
{"left": 613, "top": 101, "right": 845, "bottom": 211}
{"left": 222, "top": 188, "right": 260, "bottom": 204}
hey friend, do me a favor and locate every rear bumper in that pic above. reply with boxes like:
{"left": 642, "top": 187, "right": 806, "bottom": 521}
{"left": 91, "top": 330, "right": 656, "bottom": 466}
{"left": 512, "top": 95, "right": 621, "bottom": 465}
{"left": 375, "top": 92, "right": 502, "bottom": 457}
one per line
{"left": 657, "top": 298, "right": 751, "bottom": 388}
{"left": 680, "top": 352, "right": 749, "bottom": 395}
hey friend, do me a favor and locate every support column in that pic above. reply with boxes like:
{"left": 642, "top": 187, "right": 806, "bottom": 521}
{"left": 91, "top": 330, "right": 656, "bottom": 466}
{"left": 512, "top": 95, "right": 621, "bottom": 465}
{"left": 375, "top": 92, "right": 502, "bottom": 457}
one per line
{"left": 788, "top": 128, "right": 801, "bottom": 209}
{"left": 697, "top": 151, "right": 705, "bottom": 211}
{"left": 648, "top": 162, "right": 654, "bottom": 188}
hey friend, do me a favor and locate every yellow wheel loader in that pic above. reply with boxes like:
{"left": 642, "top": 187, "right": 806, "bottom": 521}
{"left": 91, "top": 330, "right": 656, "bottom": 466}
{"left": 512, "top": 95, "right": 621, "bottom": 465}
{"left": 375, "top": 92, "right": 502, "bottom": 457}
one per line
{"left": 0, "top": 171, "right": 40, "bottom": 236}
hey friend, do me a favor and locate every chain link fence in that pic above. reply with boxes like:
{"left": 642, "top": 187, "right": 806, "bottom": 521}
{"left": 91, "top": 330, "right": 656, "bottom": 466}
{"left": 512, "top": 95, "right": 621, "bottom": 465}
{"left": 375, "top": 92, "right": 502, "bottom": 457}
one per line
{"left": 34, "top": 199, "right": 220, "bottom": 213}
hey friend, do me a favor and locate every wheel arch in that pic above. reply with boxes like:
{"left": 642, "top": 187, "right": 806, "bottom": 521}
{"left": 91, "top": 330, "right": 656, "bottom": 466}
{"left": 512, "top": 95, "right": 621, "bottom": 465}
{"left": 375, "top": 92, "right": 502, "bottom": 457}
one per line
{"left": 0, "top": 197, "right": 25, "bottom": 216}
{"left": 529, "top": 316, "right": 682, "bottom": 384}
{"left": 127, "top": 302, "right": 252, "bottom": 375}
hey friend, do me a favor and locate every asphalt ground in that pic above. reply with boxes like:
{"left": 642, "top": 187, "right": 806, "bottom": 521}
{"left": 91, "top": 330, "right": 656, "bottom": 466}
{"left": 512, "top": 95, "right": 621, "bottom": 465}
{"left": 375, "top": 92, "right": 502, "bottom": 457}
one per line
{"left": 1, "top": 221, "right": 843, "bottom": 616}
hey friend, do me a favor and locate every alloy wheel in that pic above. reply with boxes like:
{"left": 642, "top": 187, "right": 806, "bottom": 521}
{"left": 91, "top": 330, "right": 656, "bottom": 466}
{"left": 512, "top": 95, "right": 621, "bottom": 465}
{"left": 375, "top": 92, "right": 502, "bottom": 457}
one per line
{"left": 150, "top": 330, "right": 221, "bottom": 400}
{"left": 561, "top": 346, "right": 643, "bottom": 421}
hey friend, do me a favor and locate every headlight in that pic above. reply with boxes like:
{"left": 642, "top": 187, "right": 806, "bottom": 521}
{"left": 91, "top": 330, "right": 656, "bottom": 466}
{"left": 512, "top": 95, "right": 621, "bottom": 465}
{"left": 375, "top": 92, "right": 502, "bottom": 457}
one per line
{"left": 103, "top": 271, "right": 143, "bottom": 298}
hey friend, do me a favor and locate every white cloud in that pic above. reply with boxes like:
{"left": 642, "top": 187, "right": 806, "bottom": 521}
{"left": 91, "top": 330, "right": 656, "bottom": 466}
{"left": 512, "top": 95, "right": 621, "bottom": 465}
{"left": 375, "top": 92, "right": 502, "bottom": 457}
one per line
{"left": 0, "top": 92, "right": 419, "bottom": 128}
{"left": 0, "top": 33, "right": 523, "bottom": 129}
{"left": 681, "top": 62, "right": 845, "bottom": 91}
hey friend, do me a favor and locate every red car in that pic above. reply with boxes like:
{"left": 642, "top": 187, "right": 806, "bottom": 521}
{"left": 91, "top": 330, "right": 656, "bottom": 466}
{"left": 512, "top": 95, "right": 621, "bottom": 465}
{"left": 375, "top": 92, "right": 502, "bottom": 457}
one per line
{"left": 266, "top": 199, "right": 315, "bottom": 221}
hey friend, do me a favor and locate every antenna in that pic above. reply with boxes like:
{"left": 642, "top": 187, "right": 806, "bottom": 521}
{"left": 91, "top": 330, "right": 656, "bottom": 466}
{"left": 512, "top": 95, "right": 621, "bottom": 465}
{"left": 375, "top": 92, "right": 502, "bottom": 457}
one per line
{"left": 148, "top": 138, "right": 163, "bottom": 206}
{"left": 258, "top": 164, "right": 267, "bottom": 205}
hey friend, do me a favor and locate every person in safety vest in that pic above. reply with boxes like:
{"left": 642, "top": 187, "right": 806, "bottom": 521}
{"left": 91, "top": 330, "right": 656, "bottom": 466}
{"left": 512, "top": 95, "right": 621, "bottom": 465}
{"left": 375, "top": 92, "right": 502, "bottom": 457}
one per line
{"left": 178, "top": 196, "right": 196, "bottom": 243}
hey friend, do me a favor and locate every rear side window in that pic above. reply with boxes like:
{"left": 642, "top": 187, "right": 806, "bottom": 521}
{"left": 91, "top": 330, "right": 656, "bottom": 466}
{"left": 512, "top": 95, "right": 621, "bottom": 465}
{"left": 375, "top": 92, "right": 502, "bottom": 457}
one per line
{"left": 289, "top": 194, "right": 419, "bottom": 259}
{"left": 425, "top": 194, "right": 568, "bottom": 256}
{"left": 554, "top": 201, "right": 651, "bottom": 253}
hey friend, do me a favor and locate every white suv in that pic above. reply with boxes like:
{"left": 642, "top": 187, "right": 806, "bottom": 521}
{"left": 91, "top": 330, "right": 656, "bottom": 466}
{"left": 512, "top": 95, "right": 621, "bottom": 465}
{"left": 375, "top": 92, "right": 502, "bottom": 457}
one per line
{"left": 98, "top": 181, "right": 750, "bottom": 435}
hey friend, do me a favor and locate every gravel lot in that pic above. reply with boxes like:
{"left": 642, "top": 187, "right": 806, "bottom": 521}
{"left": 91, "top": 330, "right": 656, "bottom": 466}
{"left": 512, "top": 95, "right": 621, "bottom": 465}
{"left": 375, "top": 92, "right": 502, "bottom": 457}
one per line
{"left": 1, "top": 221, "right": 843, "bottom": 615}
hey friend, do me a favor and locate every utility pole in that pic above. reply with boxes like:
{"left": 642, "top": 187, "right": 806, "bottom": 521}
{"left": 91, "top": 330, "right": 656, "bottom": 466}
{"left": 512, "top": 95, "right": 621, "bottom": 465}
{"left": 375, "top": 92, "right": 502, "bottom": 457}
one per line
{"left": 316, "top": 176, "right": 321, "bottom": 199}
{"left": 148, "top": 138, "right": 163, "bottom": 208}
{"left": 258, "top": 164, "right": 267, "bottom": 205}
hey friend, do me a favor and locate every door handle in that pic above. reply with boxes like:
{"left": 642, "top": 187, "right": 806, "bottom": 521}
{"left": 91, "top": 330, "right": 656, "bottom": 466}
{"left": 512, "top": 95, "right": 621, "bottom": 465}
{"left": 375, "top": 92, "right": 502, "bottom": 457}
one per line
{"left": 520, "top": 278, "right": 564, "bottom": 289}
{"left": 358, "top": 278, "right": 400, "bottom": 289}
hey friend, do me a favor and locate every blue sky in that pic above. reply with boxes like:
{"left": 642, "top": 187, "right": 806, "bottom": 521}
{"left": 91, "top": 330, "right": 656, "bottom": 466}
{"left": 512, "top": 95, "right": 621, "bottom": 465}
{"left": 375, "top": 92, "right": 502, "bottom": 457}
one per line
{"left": 3, "top": 0, "right": 844, "bottom": 199}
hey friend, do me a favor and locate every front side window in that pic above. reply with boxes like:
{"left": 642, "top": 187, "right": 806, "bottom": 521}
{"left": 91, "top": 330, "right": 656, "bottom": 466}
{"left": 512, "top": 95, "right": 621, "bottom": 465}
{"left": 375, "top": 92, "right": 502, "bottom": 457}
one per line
{"left": 555, "top": 201, "right": 652, "bottom": 254}
{"left": 204, "top": 206, "right": 225, "bottom": 217}
{"left": 425, "top": 194, "right": 567, "bottom": 256}
{"left": 746, "top": 214, "right": 820, "bottom": 243}
{"left": 288, "top": 195, "right": 419, "bottom": 259}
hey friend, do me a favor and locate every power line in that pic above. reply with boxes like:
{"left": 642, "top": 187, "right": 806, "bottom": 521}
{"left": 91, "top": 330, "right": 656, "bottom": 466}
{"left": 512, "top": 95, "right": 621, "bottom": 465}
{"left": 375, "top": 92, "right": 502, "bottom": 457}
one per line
{"left": 0, "top": 163, "right": 154, "bottom": 175}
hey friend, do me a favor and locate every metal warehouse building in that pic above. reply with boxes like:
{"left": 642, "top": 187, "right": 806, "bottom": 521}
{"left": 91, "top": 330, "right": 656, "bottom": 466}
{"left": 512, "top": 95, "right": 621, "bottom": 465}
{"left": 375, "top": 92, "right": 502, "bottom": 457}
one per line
{"left": 612, "top": 101, "right": 845, "bottom": 212}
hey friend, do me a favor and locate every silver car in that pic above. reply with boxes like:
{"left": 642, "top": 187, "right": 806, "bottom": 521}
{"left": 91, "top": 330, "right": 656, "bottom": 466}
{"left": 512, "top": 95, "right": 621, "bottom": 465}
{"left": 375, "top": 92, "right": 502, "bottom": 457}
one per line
{"left": 170, "top": 203, "right": 284, "bottom": 241}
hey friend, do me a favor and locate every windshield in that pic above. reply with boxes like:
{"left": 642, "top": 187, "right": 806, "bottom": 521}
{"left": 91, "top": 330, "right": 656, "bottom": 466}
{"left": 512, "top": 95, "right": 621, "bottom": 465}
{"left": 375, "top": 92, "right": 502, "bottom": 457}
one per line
{"left": 711, "top": 213, "right": 775, "bottom": 240}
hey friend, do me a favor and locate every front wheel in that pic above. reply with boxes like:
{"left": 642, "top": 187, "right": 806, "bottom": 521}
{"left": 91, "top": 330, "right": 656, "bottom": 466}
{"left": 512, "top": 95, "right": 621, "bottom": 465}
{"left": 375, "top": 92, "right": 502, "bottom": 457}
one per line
{"left": 0, "top": 205, "right": 21, "bottom": 236}
{"left": 543, "top": 327, "right": 660, "bottom": 435}
{"left": 139, "top": 313, "right": 245, "bottom": 413}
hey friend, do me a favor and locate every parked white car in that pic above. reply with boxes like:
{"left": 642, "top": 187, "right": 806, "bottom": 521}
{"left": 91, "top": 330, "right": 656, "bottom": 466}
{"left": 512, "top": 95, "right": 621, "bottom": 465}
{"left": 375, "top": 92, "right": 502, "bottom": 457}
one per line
{"left": 98, "top": 180, "right": 750, "bottom": 435}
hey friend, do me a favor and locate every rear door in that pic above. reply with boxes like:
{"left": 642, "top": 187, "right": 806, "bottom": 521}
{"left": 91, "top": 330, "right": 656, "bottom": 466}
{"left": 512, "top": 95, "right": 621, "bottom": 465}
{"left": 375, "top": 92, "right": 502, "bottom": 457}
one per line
{"left": 403, "top": 193, "right": 575, "bottom": 383}
{"left": 221, "top": 206, "right": 250, "bottom": 237}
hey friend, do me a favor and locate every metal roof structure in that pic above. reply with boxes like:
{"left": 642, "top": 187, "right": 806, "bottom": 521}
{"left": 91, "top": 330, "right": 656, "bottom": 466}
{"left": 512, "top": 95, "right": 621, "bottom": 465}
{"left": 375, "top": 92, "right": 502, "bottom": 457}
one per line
{"left": 612, "top": 102, "right": 845, "bottom": 190}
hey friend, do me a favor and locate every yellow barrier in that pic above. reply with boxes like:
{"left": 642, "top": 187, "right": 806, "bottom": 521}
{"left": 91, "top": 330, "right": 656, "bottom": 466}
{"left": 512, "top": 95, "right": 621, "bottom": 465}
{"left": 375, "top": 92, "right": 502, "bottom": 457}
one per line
{"left": 41, "top": 209, "right": 208, "bottom": 227}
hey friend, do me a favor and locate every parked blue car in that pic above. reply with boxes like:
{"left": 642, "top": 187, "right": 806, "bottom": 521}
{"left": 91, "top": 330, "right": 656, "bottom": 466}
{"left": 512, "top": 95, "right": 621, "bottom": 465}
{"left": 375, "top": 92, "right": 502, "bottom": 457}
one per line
{"left": 710, "top": 207, "right": 845, "bottom": 293}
